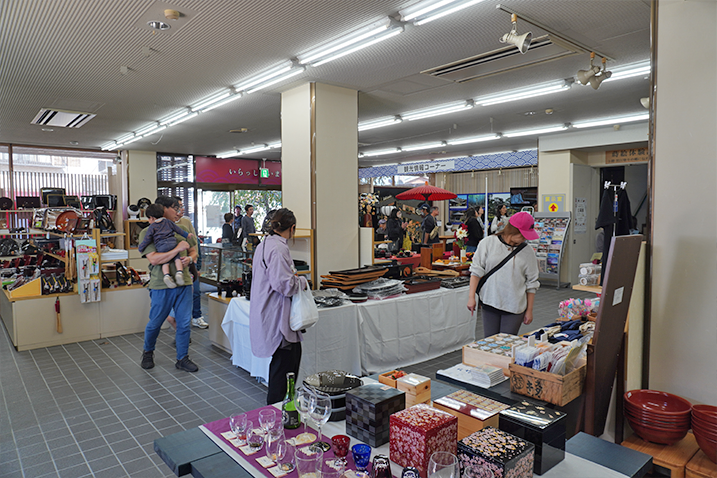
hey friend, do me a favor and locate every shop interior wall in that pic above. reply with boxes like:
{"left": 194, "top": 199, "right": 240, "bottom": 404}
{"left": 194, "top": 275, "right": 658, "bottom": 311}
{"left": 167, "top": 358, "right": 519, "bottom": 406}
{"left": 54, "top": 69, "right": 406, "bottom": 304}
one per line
{"left": 537, "top": 150, "right": 572, "bottom": 284}
{"left": 570, "top": 161, "right": 599, "bottom": 286}
{"left": 313, "top": 83, "right": 359, "bottom": 276}
{"left": 650, "top": 0, "right": 717, "bottom": 405}
{"left": 126, "top": 150, "right": 157, "bottom": 270}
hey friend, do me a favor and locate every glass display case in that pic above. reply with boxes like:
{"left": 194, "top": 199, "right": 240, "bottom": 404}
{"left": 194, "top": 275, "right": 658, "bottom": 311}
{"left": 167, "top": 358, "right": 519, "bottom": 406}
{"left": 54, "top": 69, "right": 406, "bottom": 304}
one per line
{"left": 199, "top": 243, "right": 252, "bottom": 285}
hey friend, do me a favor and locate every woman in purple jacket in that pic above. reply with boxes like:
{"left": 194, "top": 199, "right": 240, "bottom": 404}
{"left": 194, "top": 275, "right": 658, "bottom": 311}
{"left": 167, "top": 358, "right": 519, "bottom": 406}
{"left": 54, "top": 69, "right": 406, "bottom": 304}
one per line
{"left": 249, "top": 208, "right": 308, "bottom": 404}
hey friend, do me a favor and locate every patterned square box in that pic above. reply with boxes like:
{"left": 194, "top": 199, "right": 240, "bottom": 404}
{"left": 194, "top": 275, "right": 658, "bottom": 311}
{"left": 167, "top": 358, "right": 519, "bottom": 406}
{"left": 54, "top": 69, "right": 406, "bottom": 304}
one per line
{"left": 499, "top": 400, "right": 566, "bottom": 475}
{"left": 457, "top": 427, "right": 535, "bottom": 478}
{"left": 433, "top": 390, "right": 511, "bottom": 439}
{"left": 389, "top": 404, "right": 458, "bottom": 477}
{"left": 345, "top": 383, "right": 405, "bottom": 447}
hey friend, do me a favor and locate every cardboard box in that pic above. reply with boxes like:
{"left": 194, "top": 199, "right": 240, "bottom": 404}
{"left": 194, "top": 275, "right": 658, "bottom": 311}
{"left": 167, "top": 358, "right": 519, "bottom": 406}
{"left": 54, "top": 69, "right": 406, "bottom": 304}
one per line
{"left": 396, "top": 373, "right": 431, "bottom": 407}
{"left": 433, "top": 390, "right": 510, "bottom": 440}
{"left": 499, "top": 400, "right": 567, "bottom": 475}
{"left": 345, "top": 383, "right": 405, "bottom": 447}
{"left": 508, "top": 363, "right": 586, "bottom": 407}
{"left": 390, "top": 404, "right": 458, "bottom": 477}
{"left": 458, "top": 427, "right": 535, "bottom": 478}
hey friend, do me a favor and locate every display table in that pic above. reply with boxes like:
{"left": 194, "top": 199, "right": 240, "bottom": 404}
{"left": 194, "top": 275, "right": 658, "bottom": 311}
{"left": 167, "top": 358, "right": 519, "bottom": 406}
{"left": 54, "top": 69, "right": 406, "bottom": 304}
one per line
{"left": 218, "top": 288, "right": 474, "bottom": 380}
{"left": 220, "top": 297, "right": 361, "bottom": 383}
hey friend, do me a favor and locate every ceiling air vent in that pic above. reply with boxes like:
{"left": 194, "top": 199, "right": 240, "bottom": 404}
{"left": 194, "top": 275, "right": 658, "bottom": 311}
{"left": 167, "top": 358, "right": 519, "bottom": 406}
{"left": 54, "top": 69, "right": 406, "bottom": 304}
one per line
{"left": 31, "top": 108, "right": 96, "bottom": 128}
{"left": 422, "top": 34, "right": 586, "bottom": 84}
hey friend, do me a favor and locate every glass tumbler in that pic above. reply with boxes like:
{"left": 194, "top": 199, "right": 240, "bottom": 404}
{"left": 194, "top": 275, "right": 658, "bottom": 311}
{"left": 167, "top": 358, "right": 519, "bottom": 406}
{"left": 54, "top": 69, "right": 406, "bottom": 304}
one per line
{"left": 351, "top": 444, "right": 371, "bottom": 473}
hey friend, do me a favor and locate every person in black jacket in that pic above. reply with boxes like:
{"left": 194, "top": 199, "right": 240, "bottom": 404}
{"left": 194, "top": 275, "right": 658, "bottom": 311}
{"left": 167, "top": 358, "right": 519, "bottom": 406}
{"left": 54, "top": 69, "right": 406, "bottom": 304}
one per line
{"left": 386, "top": 209, "right": 406, "bottom": 252}
{"left": 465, "top": 206, "right": 485, "bottom": 253}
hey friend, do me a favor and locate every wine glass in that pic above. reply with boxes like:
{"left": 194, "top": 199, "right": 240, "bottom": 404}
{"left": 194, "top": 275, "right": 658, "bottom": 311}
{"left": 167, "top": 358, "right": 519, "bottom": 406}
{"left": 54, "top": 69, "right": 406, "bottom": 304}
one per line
{"left": 229, "top": 413, "right": 248, "bottom": 446}
{"left": 295, "top": 386, "right": 314, "bottom": 434}
{"left": 427, "top": 452, "right": 458, "bottom": 478}
{"left": 259, "top": 409, "right": 277, "bottom": 435}
{"left": 309, "top": 391, "right": 332, "bottom": 449}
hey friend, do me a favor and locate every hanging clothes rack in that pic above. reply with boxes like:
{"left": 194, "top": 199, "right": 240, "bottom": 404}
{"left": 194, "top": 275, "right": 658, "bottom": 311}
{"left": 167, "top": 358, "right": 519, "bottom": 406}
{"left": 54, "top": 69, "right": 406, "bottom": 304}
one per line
{"left": 604, "top": 181, "right": 627, "bottom": 237}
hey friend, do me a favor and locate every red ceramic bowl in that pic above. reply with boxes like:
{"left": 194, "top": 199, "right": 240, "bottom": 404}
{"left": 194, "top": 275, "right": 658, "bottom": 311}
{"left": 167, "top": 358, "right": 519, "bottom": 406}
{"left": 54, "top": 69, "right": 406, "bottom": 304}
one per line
{"left": 693, "top": 405, "right": 717, "bottom": 424}
{"left": 693, "top": 431, "right": 717, "bottom": 463}
{"left": 624, "top": 409, "right": 690, "bottom": 429}
{"left": 692, "top": 420, "right": 717, "bottom": 441}
{"left": 624, "top": 390, "right": 692, "bottom": 416}
{"left": 692, "top": 413, "right": 717, "bottom": 429}
{"left": 627, "top": 418, "right": 689, "bottom": 445}
{"left": 624, "top": 403, "right": 691, "bottom": 423}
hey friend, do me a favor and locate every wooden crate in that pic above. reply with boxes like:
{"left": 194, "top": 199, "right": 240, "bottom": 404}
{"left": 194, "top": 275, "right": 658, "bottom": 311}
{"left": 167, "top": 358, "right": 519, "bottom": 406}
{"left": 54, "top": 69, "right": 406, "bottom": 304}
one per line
{"left": 396, "top": 373, "right": 431, "bottom": 407}
{"left": 378, "top": 370, "right": 400, "bottom": 388}
{"left": 463, "top": 345, "right": 514, "bottom": 377}
{"left": 433, "top": 391, "right": 508, "bottom": 440}
{"left": 508, "top": 363, "right": 586, "bottom": 406}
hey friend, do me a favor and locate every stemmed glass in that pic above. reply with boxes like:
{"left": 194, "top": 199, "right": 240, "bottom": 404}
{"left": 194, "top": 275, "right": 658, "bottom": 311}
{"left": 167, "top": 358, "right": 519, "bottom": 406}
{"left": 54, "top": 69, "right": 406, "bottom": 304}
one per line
{"left": 295, "top": 386, "right": 314, "bottom": 434}
{"left": 309, "top": 391, "right": 332, "bottom": 450}
{"left": 259, "top": 409, "right": 277, "bottom": 436}
{"left": 427, "top": 452, "right": 458, "bottom": 478}
{"left": 230, "top": 413, "right": 248, "bottom": 446}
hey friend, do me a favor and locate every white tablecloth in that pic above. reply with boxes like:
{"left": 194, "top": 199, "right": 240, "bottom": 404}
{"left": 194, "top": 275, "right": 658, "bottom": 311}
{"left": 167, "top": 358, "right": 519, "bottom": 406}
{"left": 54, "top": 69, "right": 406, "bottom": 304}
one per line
{"left": 220, "top": 297, "right": 361, "bottom": 384}
{"left": 358, "top": 287, "right": 475, "bottom": 374}
{"left": 221, "top": 288, "right": 474, "bottom": 381}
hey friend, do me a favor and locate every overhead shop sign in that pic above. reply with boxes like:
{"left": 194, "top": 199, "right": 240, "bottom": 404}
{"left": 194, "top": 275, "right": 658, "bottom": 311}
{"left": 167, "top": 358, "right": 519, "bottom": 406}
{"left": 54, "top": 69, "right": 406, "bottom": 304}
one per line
{"left": 398, "top": 160, "right": 454, "bottom": 174}
{"left": 605, "top": 148, "right": 648, "bottom": 164}
{"left": 195, "top": 156, "right": 281, "bottom": 185}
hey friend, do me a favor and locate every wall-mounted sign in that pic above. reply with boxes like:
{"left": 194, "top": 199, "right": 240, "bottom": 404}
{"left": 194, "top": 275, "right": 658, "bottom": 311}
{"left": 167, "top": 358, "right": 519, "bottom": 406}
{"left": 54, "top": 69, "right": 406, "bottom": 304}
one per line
{"left": 398, "top": 160, "right": 455, "bottom": 175}
{"left": 195, "top": 156, "right": 281, "bottom": 185}
{"left": 574, "top": 197, "right": 587, "bottom": 233}
{"left": 542, "top": 194, "right": 565, "bottom": 213}
{"left": 605, "top": 148, "right": 648, "bottom": 164}
{"left": 260, "top": 168, "right": 269, "bottom": 178}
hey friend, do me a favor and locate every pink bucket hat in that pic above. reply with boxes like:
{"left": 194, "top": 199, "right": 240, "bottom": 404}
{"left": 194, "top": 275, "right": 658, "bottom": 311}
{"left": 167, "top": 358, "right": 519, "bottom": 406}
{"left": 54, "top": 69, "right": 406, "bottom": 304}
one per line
{"left": 509, "top": 211, "right": 539, "bottom": 240}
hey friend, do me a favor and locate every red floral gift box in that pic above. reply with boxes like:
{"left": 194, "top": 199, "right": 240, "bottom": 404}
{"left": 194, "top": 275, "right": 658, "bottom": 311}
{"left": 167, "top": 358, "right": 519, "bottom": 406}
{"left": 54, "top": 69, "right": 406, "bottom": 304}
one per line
{"left": 389, "top": 404, "right": 458, "bottom": 476}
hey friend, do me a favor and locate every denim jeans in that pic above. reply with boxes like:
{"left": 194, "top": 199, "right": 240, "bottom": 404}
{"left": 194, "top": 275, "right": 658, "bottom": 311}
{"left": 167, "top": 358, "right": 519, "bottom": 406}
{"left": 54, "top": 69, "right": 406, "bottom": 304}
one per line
{"left": 144, "top": 286, "right": 192, "bottom": 360}
{"left": 192, "top": 276, "right": 201, "bottom": 319}
{"left": 466, "top": 245, "right": 477, "bottom": 253}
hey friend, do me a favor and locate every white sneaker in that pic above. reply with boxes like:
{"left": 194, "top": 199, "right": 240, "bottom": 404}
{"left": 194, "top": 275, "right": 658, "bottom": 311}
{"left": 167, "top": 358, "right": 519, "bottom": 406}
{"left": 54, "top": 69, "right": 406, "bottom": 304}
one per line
{"left": 163, "top": 274, "right": 177, "bottom": 289}
{"left": 192, "top": 317, "right": 209, "bottom": 329}
{"left": 175, "top": 271, "right": 185, "bottom": 286}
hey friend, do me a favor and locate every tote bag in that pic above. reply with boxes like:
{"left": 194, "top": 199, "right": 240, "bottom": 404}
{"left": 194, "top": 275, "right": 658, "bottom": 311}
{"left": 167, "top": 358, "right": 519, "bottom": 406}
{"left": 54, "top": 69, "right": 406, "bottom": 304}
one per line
{"left": 289, "top": 287, "right": 319, "bottom": 331}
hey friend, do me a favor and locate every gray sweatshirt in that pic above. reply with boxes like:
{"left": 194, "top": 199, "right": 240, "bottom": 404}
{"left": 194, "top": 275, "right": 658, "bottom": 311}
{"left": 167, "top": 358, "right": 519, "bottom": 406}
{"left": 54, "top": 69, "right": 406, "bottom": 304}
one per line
{"left": 469, "top": 235, "right": 540, "bottom": 314}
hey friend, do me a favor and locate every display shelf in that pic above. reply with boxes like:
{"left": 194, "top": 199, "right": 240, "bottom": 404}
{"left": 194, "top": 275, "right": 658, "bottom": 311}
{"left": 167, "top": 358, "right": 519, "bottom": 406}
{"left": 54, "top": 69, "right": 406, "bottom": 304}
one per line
{"left": 199, "top": 243, "right": 252, "bottom": 287}
{"left": 372, "top": 239, "right": 392, "bottom": 265}
{"left": 572, "top": 284, "right": 603, "bottom": 294}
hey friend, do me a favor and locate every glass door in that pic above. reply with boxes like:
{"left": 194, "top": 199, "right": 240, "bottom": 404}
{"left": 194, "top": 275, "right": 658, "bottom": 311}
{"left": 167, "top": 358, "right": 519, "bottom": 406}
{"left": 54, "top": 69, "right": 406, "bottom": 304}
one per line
{"left": 196, "top": 189, "right": 232, "bottom": 243}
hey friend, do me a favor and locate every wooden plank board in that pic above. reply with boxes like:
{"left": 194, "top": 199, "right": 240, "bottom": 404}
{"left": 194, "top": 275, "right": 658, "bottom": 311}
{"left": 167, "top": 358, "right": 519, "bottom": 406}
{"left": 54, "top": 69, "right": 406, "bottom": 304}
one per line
{"left": 686, "top": 450, "right": 717, "bottom": 478}
{"left": 622, "top": 432, "right": 700, "bottom": 478}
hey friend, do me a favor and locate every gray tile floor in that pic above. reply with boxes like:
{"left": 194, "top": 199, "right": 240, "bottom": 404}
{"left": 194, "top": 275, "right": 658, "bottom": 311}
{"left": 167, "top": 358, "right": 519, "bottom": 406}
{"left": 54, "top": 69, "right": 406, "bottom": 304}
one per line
{"left": 0, "top": 284, "right": 595, "bottom": 477}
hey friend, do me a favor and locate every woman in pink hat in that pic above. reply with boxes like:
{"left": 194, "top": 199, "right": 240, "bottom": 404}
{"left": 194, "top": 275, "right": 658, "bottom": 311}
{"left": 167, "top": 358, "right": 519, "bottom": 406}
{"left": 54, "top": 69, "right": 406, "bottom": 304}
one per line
{"left": 467, "top": 211, "right": 540, "bottom": 336}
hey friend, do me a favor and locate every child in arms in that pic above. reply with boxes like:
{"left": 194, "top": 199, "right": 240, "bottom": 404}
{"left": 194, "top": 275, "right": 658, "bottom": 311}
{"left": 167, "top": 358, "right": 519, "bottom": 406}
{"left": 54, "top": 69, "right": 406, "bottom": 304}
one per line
{"left": 138, "top": 203, "right": 195, "bottom": 288}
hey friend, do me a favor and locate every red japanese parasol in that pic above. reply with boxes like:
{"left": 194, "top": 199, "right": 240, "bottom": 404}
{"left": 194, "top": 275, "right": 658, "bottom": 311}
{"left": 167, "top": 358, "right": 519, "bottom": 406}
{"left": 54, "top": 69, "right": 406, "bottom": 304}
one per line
{"left": 395, "top": 182, "right": 457, "bottom": 201}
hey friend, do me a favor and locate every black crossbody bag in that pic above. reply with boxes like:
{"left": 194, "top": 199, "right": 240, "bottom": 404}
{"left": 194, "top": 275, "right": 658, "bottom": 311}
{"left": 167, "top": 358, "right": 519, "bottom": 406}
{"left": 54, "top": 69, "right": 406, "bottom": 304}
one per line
{"left": 476, "top": 241, "right": 528, "bottom": 297}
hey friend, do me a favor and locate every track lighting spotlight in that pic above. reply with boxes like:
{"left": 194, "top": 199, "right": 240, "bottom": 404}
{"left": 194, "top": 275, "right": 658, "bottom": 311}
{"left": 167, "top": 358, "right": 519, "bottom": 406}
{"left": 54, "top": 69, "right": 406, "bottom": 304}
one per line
{"left": 587, "top": 57, "right": 612, "bottom": 90}
{"left": 640, "top": 97, "right": 649, "bottom": 109}
{"left": 577, "top": 52, "right": 602, "bottom": 85}
{"left": 499, "top": 14, "right": 532, "bottom": 54}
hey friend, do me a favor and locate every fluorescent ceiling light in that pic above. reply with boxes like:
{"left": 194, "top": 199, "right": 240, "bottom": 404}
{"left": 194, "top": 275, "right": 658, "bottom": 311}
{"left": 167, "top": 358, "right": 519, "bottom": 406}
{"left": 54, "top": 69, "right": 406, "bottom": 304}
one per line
{"left": 117, "top": 135, "right": 142, "bottom": 148}
{"left": 267, "top": 141, "right": 282, "bottom": 149}
{"left": 142, "top": 126, "right": 166, "bottom": 138}
{"left": 400, "top": 0, "right": 485, "bottom": 25}
{"left": 166, "top": 112, "right": 198, "bottom": 127}
{"left": 603, "top": 61, "right": 650, "bottom": 83}
{"left": 475, "top": 80, "right": 571, "bottom": 107}
{"left": 218, "top": 150, "right": 240, "bottom": 159}
{"left": 135, "top": 122, "right": 162, "bottom": 136}
{"left": 360, "top": 148, "right": 401, "bottom": 157}
{"left": 403, "top": 101, "right": 474, "bottom": 121}
{"left": 239, "top": 144, "right": 271, "bottom": 155}
{"left": 358, "top": 116, "right": 402, "bottom": 132}
{"left": 298, "top": 18, "right": 401, "bottom": 66}
{"left": 402, "top": 141, "right": 446, "bottom": 152}
{"left": 160, "top": 109, "right": 191, "bottom": 126}
{"left": 191, "top": 89, "right": 232, "bottom": 112}
{"left": 503, "top": 124, "right": 568, "bottom": 138}
{"left": 101, "top": 142, "right": 117, "bottom": 151}
{"left": 311, "top": 27, "right": 403, "bottom": 67}
{"left": 245, "top": 67, "right": 305, "bottom": 94}
{"left": 448, "top": 134, "right": 501, "bottom": 145}
{"left": 572, "top": 113, "right": 649, "bottom": 129}
{"left": 200, "top": 93, "right": 243, "bottom": 112}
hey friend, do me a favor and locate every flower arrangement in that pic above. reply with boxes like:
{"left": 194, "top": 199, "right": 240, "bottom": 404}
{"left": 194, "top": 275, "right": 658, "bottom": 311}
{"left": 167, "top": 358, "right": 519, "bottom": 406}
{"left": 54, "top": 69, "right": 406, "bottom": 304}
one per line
{"left": 454, "top": 223, "right": 468, "bottom": 249}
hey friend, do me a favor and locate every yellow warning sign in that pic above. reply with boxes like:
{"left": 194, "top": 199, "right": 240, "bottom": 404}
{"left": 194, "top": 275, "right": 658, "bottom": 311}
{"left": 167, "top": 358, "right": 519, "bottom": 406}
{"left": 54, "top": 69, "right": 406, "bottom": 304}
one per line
{"left": 548, "top": 203, "right": 559, "bottom": 213}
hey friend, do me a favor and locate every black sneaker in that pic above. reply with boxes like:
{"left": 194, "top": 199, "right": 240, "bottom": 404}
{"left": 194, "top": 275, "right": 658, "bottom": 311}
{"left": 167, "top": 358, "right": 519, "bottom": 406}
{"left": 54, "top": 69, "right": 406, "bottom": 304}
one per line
{"left": 175, "top": 356, "right": 198, "bottom": 373}
{"left": 141, "top": 350, "right": 154, "bottom": 369}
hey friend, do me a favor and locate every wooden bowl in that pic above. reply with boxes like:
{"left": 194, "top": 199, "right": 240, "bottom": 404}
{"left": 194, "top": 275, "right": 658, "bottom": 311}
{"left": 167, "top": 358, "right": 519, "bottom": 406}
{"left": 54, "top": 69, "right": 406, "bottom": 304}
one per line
{"left": 624, "top": 390, "right": 692, "bottom": 416}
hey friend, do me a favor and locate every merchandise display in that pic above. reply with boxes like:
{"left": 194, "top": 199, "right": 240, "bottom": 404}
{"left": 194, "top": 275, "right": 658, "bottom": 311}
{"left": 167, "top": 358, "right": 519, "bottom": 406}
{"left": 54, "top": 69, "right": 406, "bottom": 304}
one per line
{"left": 457, "top": 427, "right": 535, "bottom": 478}
{"left": 433, "top": 390, "right": 510, "bottom": 439}
{"left": 526, "top": 319, "right": 595, "bottom": 345}
{"left": 352, "top": 278, "right": 406, "bottom": 300}
{"left": 321, "top": 265, "right": 389, "bottom": 290}
{"left": 389, "top": 403, "right": 458, "bottom": 476}
{"left": 529, "top": 213, "right": 570, "bottom": 279}
{"left": 691, "top": 404, "right": 717, "bottom": 463}
{"left": 345, "top": 383, "right": 405, "bottom": 447}
{"left": 623, "top": 389, "right": 692, "bottom": 445}
{"left": 462, "top": 334, "right": 527, "bottom": 376}
{"left": 436, "top": 363, "right": 507, "bottom": 389}
{"left": 557, "top": 297, "right": 599, "bottom": 320}
{"left": 303, "top": 370, "right": 362, "bottom": 422}
{"left": 395, "top": 373, "right": 431, "bottom": 407}
{"left": 499, "top": 401, "right": 567, "bottom": 475}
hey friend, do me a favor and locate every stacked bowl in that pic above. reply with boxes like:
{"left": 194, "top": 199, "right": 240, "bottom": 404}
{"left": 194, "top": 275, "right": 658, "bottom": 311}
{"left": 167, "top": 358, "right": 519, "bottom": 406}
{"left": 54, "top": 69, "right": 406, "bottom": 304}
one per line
{"left": 624, "top": 390, "right": 692, "bottom": 445}
{"left": 691, "top": 404, "right": 717, "bottom": 463}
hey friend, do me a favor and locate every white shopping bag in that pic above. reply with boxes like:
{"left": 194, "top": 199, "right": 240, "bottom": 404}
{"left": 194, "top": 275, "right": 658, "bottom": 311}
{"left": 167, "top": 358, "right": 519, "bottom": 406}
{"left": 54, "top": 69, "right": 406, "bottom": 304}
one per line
{"left": 289, "top": 287, "right": 319, "bottom": 331}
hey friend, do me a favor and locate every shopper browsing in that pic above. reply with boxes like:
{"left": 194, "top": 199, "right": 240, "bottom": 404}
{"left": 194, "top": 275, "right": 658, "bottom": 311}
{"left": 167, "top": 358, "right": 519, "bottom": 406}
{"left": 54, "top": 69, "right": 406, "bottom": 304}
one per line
{"left": 232, "top": 205, "right": 243, "bottom": 236}
{"left": 249, "top": 208, "right": 308, "bottom": 404}
{"left": 222, "top": 213, "right": 235, "bottom": 243}
{"left": 422, "top": 206, "right": 440, "bottom": 244}
{"left": 138, "top": 203, "right": 195, "bottom": 289}
{"left": 467, "top": 211, "right": 540, "bottom": 337}
{"left": 490, "top": 203, "right": 510, "bottom": 234}
{"left": 386, "top": 210, "right": 406, "bottom": 252}
{"left": 140, "top": 197, "right": 199, "bottom": 373}
{"left": 465, "top": 206, "right": 485, "bottom": 253}
{"left": 240, "top": 204, "right": 257, "bottom": 249}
